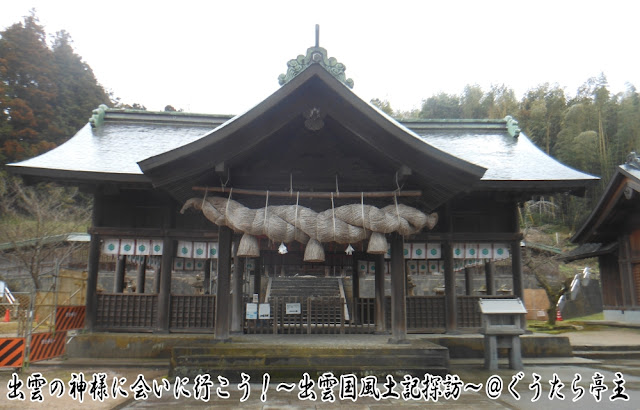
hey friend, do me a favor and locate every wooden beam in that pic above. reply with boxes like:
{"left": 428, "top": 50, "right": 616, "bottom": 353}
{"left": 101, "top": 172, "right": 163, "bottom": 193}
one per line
{"left": 89, "top": 227, "right": 220, "bottom": 240}
{"left": 193, "top": 186, "right": 421, "bottom": 199}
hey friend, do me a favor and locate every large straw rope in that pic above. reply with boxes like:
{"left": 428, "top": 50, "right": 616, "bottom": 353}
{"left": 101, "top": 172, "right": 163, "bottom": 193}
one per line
{"left": 180, "top": 196, "right": 437, "bottom": 244}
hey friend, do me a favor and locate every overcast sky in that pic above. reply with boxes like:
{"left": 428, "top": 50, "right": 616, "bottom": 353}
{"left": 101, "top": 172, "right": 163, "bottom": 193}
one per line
{"left": 1, "top": 1, "right": 638, "bottom": 115}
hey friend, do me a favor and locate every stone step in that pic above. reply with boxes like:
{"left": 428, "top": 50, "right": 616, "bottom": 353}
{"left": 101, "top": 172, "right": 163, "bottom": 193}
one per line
{"left": 573, "top": 350, "right": 640, "bottom": 359}
{"left": 170, "top": 342, "right": 450, "bottom": 382}
{"left": 572, "top": 344, "right": 640, "bottom": 352}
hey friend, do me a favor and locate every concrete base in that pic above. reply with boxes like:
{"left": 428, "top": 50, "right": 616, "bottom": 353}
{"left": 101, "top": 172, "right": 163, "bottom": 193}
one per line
{"left": 434, "top": 334, "right": 572, "bottom": 358}
{"left": 604, "top": 309, "right": 640, "bottom": 324}
{"left": 66, "top": 332, "right": 573, "bottom": 360}
{"left": 170, "top": 335, "right": 449, "bottom": 382}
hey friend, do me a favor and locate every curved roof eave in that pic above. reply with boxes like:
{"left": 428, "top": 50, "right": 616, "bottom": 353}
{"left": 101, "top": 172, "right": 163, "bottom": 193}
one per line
{"left": 6, "top": 165, "right": 151, "bottom": 185}
{"left": 138, "top": 64, "right": 486, "bottom": 187}
{"left": 571, "top": 164, "right": 639, "bottom": 243}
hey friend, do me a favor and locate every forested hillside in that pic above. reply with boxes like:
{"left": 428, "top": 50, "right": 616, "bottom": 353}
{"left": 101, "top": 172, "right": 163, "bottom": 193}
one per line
{"left": 373, "top": 78, "right": 640, "bottom": 227}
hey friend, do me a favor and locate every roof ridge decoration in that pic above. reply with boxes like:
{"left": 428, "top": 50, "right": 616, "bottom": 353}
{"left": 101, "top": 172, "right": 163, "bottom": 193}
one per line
{"left": 89, "top": 104, "right": 109, "bottom": 128}
{"left": 626, "top": 152, "right": 640, "bottom": 170}
{"left": 504, "top": 115, "right": 521, "bottom": 138}
{"left": 278, "top": 25, "right": 354, "bottom": 89}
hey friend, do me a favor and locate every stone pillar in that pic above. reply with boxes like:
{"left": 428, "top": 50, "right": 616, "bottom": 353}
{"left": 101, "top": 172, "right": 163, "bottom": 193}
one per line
{"left": 485, "top": 260, "right": 496, "bottom": 295}
{"left": 156, "top": 236, "right": 174, "bottom": 333}
{"left": 374, "top": 253, "right": 387, "bottom": 333}
{"left": 136, "top": 256, "right": 146, "bottom": 294}
{"left": 215, "top": 226, "right": 233, "bottom": 341}
{"left": 389, "top": 233, "right": 407, "bottom": 343}
{"left": 113, "top": 255, "right": 126, "bottom": 293}
{"left": 443, "top": 241, "right": 457, "bottom": 332}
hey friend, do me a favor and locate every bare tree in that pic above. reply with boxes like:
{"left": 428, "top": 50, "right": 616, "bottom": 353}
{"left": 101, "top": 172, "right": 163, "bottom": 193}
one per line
{"left": 523, "top": 253, "right": 571, "bottom": 325}
{"left": 0, "top": 177, "right": 90, "bottom": 291}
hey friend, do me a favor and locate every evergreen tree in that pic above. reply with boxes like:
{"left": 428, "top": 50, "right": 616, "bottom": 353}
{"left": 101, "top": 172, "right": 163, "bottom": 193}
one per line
{"left": 0, "top": 12, "right": 111, "bottom": 165}
{"left": 420, "top": 92, "right": 461, "bottom": 119}
{"left": 0, "top": 12, "right": 57, "bottom": 162}
{"left": 50, "top": 30, "right": 110, "bottom": 141}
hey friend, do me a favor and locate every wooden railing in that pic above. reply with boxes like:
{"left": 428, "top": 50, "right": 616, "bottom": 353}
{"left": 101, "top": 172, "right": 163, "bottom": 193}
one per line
{"left": 170, "top": 295, "right": 215, "bottom": 330}
{"left": 96, "top": 294, "right": 216, "bottom": 331}
{"left": 244, "top": 296, "right": 375, "bottom": 335}
{"left": 94, "top": 293, "right": 516, "bottom": 333}
{"left": 96, "top": 293, "right": 158, "bottom": 330}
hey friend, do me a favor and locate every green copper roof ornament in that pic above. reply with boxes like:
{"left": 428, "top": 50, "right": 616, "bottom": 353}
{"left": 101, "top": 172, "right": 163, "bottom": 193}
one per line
{"left": 278, "top": 25, "right": 354, "bottom": 89}
{"left": 89, "top": 104, "right": 109, "bottom": 128}
{"left": 504, "top": 115, "right": 521, "bottom": 138}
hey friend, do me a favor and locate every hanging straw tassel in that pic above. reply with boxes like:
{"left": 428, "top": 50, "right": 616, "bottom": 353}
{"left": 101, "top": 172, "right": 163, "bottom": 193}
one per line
{"left": 237, "top": 233, "right": 260, "bottom": 257}
{"left": 367, "top": 232, "right": 388, "bottom": 254}
{"left": 303, "top": 238, "right": 325, "bottom": 262}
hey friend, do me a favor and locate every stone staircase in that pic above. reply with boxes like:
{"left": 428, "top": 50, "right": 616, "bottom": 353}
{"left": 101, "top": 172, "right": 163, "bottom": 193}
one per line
{"left": 267, "top": 276, "right": 343, "bottom": 299}
{"left": 267, "top": 276, "right": 349, "bottom": 322}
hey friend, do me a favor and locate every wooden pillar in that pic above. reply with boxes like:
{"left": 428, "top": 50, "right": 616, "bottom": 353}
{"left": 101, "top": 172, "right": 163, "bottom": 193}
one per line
{"left": 443, "top": 241, "right": 457, "bottom": 332}
{"left": 86, "top": 189, "right": 103, "bottom": 331}
{"left": 231, "top": 252, "right": 244, "bottom": 333}
{"left": 512, "top": 241, "right": 524, "bottom": 300}
{"left": 154, "top": 264, "right": 162, "bottom": 294}
{"left": 156, "top": 237, "right": 174, "bottom": 332}
{"left": 254, "top": 259, "right": 262, "bottom": 301}
{"left": 618, "top": 236, "right": 634, "bottom": 307}
{"left": 113, "top": 255, "right": 127, "bottom": 293}
{"left": 203, "top": 259, "right": 211, "bottom": 294}
{"left": 374, "top": 253, "right": 386, "bottom": 333}
{"left": 352, "top": 256, "right": 360, "bottom": 323}
{"left": 389, "top": 233, "right": 407, "bottom": 343}
{"left": 215, "top": 226, "right": 233, "bottom": 341}
{"left": 136, "top": 256, "right": 146, "bottom": 294}
{"left": 511, "top": 203, "right": 524, "bottom": 301}
{"left": 464, "top": 267, "right": 473, "bottom": 296}
{"left": 485, "top": 260, "right": 496, "bottom": 295}
{"left": 85, "top": 233, "right": 101, "bottom": 331}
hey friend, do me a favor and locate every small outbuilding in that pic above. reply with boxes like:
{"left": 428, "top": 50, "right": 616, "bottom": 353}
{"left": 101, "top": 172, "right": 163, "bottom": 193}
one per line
{"left": 563, "top": 153, "right": 640, "bottom": 323}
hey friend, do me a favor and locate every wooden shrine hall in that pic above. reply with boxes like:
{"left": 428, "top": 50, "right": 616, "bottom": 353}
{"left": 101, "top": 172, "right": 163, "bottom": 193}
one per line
{"left": 8, "top": 39, "right": 598, "bottom": 343}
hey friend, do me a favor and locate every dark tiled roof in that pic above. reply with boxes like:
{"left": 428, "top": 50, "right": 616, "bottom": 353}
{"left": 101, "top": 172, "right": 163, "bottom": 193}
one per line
{"left": 8, "top": 110, "right": 231, "bottom": 181}
{"left": 558, "top": 242, "right": 618, "bottom": 262}
{"left": 8, "top": 108, "right": 597, "bottom": 190}
{"left": 411, "top": 127, "right": 598, "bottom": 183}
